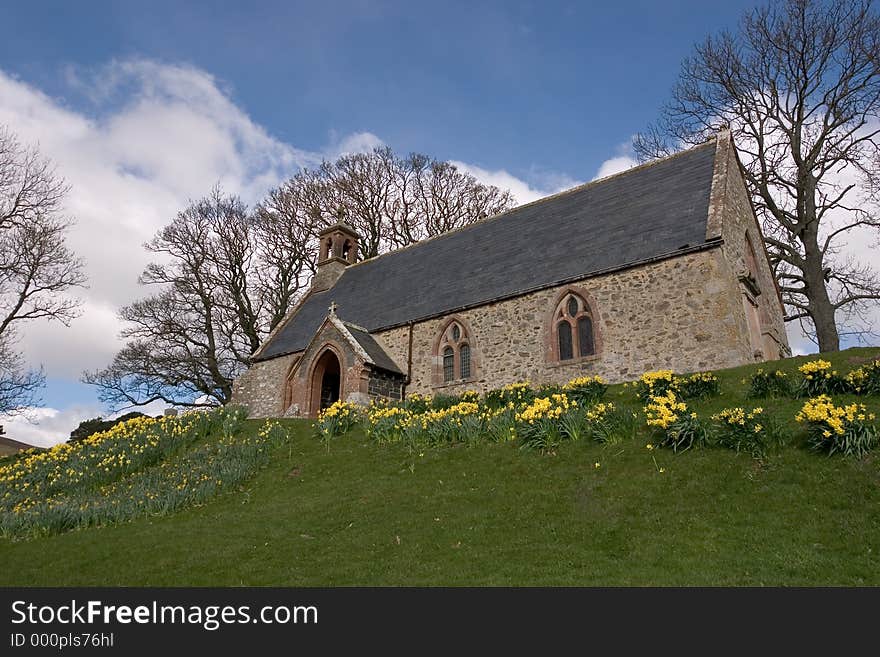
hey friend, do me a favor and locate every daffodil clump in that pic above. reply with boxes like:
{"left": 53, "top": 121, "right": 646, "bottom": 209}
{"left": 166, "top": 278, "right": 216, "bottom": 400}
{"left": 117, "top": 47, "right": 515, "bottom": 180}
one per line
{"left": 365, "top": 405, "right": 416, "bottom": 444}
{"left": 0, "top": 411, "right": 238, "bottom": 511}
{"left": 364, "top": 400, "right": 486, "bottom": 446}
{"left": 846, "top": 360, "right": 880, "bottom": 396}
{"left": 796, "top": 395, "right": 877, "bottom": 457}
{"left": 634, "top": 370, "right": 677, "bottom": 401}
{"left": 581, "top": 402, "right": 635, "bottom": 445}
{"left": 644, "top": 390, "right": 687, "bottom": 429}
{"left": 515, "top": 394, "right": 576, "bottom": 424}
{"left": 675, "top": 372, "right": 720, "bottom": 399}
{"left": 0, "top": 408, "right": 289, "bottom": 539}
{"left": 713, "top": 406, "right": 763, "bottom": 429}
{"left": 516, "top": 394, "right": 578, "bottom": 451}
{"left": 712, "top": 406, "right": 781, "bottom": 458}
{"left": 484, "top": 381, "right": 535, "bottom": 409}
{"left": 644, "top": 391, "right": 707, "bottom": 452}
{"left": 747, "top": 368, "right": 792, "bottom": 398}
{"left": 481, "top": 405, "right": 520, "bottom": 443}
{"left": 402, "top": 392, "right": 432, "bottom": 413}
{"left": 459, "top": 390, "right": 480, "bottom": 403}
{"left": 431, "top": 390, "right": 481, "bottom": 411}
{"left": 562, "top": 375, "right": 608, "bottom": 404}
{"left": 418, "top": 401, "right": 484, "bottom": 444}
{"left": 313, "top": 400, "right": 362, "bottom": 441}
{"left": 633, "top": 369, "right": 719, "bottom": 401}
{"left": 357, "top": 373, "right": 620, "bottom": 451}
{"left": 797, "top": 359, "right": 850, "bottom": 396}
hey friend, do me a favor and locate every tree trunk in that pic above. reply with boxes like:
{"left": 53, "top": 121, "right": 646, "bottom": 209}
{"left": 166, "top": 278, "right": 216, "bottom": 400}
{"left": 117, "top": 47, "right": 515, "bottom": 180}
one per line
{"left": 800, "top": 223, "right": 840, "bottom": 352}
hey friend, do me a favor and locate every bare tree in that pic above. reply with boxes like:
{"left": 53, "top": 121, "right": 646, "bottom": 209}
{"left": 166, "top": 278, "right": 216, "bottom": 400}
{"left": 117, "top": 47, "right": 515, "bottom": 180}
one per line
{"left": 0, "top": 125, "right": 85, "bottom": 413}
{"left": 265, "top": 146, "right": 515, "bottom": 259}
{"left": 84, "top": 188, "right": 256, "bottom": 407}
{"left": 253, "top": 187, "right": 320, "bottom": 329}
{"left": 0, "top": 337, "right": 43, "bottom": 415}
{"left": 87, "top": 147, "right": 514, "bottom": 408}
{"left": 634, "top": 0, "right": 880, "bottom": 352}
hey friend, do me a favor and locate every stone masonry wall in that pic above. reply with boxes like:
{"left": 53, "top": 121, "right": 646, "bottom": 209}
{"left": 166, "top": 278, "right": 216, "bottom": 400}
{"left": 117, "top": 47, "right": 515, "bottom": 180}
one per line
{"left": 711, "top": 136, "right": 790, "bottom": 359}
{"left": 368, "top": 368, "right": 404, "bottom": 400}
{"left": 377, "top": 247, "right": 755, "bottom": 398}
{"left": 230, "top": 353, "right": 298, "bottom": 418}
{"left": 706, "top": 133, "right": 790, "bottom": 360}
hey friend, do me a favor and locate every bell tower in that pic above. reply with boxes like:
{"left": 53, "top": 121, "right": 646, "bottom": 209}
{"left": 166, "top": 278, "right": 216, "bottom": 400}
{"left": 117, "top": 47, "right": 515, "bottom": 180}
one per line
{"left": 312, "top": 219, "right": 361, "bottom": 292}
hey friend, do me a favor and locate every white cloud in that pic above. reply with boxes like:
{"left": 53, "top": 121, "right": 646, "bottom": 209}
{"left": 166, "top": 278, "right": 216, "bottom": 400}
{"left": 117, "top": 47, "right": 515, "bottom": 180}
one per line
{"left": 329, "top": 131, "right": 385, "bottom": 157}
{"left": 0, "top": 60, "right": 386, "bottom": 385}
{"left": 593, "top": 140, "right": 638, "bottom": 180}
{"left": 594, "top": 155, "right": 638, "bottom": 179}
{"left": 450, "top": 160, "right": 573, "bottom": 205}
{"left": 1, "top": 406, "right": 99, "bottom": 448}
{"left": 1, "top": 400, "right": 170, "bottom": 448}
{"left": 18, "top": 301, "right": 122, "bottom": 380}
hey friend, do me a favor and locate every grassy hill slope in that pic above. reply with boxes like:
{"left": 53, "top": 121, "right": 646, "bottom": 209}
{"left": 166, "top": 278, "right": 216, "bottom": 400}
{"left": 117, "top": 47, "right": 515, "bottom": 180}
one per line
{"left": 1, "top": 347, "right": 879, "bottom": 586}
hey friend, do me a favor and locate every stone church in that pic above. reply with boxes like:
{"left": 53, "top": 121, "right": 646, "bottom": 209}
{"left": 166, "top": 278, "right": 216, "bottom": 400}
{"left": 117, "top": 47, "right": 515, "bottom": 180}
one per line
{"left": 232, "top": 131, "right": 790, "bottom": 418}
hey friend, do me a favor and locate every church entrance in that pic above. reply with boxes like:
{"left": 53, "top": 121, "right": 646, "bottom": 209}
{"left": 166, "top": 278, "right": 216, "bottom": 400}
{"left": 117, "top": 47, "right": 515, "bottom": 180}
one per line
{"left": 311, "top": 349, "right": 341, "bottom": 415}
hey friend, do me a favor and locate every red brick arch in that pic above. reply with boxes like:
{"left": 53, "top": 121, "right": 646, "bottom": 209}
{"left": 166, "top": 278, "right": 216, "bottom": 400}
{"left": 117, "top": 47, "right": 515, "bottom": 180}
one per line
{"left": 305, "top": 342, "right": 347, "bottom": 416}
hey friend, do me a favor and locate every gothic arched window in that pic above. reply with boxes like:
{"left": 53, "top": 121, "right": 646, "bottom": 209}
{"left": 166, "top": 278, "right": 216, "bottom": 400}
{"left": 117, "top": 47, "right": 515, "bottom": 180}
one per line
{"left": 558, "top": 321, "right": 573, "bottom": 360}
{"left": 443, "top": 347, "right": 455, "bottom": 382}
{"left": 553, "top": 292, "right": 596, "bottom": 361}
{"left": 436, "top": 320, "right": 475, "bottom": 383}
{"left": 460, "top": 344, "right": 471, "bottom": 379}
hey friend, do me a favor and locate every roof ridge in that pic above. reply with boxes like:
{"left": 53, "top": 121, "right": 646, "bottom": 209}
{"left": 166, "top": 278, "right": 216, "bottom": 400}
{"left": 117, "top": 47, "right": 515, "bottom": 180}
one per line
{"left": 338, "top": 138, "right": 718, "bottom": 274}
{"left": 340, "top": 319, "right": 370, "bottom": 333}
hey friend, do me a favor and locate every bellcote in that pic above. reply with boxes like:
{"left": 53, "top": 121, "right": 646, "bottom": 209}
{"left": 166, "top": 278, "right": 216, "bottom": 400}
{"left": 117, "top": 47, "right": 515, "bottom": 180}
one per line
{"left": 318, "top": 222, "right": 360, "bottom": 265}
{"left": 312, "top": 221, "right": 361, "bottom": 292}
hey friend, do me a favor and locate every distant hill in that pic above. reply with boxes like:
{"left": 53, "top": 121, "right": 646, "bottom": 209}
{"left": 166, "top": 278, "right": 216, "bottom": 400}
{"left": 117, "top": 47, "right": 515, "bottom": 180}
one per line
{"left": 0, "top": 436, "right": 40, "bottom": 457}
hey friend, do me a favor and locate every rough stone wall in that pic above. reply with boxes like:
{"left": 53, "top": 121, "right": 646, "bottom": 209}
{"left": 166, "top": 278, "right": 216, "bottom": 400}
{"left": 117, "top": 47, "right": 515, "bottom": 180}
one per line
{"left": 230, "top": 353, "right": 298, "bottom": 417}
{"left": 368, "top": 368, "right": 404, "bottom": 400}
{"left": 311, "top": 259, "right": 347, "bottom": 293}
{"left": 376, "top": 247, "right": 754, "bottom": 397}
{"left": 712, "top": 136, "right": 790, "bottom": 359}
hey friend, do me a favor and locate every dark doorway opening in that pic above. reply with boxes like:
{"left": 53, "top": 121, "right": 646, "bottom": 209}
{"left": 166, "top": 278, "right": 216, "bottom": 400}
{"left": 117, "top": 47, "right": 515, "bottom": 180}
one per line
{"left": 311, "top": 350, "right": 341, "bottom": 414}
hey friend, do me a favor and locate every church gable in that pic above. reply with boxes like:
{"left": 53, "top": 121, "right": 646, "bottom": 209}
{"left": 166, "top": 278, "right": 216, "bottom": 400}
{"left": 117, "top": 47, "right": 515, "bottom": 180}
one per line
{"left": 710, "top": 132, "right": 790, "bottom": 361}
{"left": 280, "top": 310, "right": 405, "bottom": 417}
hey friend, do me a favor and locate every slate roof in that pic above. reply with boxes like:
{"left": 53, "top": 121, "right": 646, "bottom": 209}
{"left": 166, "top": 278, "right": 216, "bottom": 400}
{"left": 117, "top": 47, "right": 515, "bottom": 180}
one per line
{"left": 256, "top": 139, "right": 719, "bottom": 361}
{"left": 344, "top": 324, "right": 405, "bottom": 375}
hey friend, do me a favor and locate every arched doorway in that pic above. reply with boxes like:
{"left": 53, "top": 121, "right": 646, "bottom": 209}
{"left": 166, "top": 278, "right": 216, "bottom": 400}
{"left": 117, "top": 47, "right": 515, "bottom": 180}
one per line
{"left": 310, "top": 349, "right": 341, "bottom": 415}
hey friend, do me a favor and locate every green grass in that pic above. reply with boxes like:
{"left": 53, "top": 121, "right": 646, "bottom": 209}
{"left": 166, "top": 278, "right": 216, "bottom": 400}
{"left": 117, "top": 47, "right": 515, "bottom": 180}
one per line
{"left": 2, "top": 347, "right": 879, "bottom": 586}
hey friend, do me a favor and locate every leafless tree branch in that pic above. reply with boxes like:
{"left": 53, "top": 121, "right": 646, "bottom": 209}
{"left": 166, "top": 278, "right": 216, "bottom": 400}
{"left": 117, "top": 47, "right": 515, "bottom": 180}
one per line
{"left": 634, "top": 0, "right": 880, "bottom": 351}
{"left": 0, "top": 125, "right": 84, "bottom": 413}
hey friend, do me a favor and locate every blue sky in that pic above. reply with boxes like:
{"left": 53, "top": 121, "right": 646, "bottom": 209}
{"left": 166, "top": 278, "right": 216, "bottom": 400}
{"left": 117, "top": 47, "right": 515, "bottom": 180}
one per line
{"left": 4, "top": 1, "right": 757, "bottom": 181}
{"left": 0, "top": 0, "right": 796, "bottom": 443}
